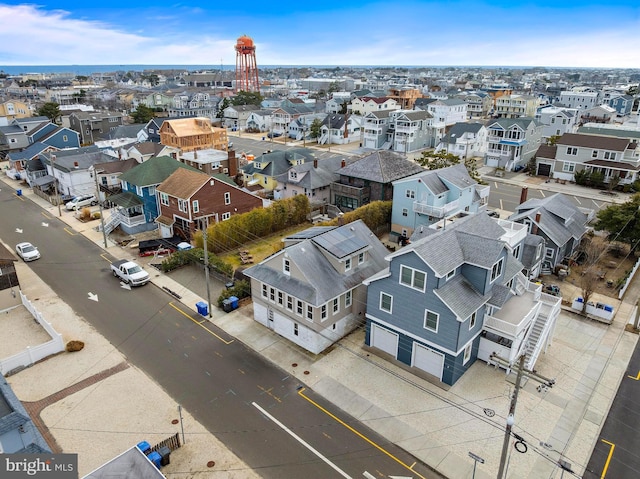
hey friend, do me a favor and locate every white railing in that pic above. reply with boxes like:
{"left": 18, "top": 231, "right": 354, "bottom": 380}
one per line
{"left": 475, "top": 185, "right": 490, "bottom": 199}
{"left": 0, "top": 292, "right": 65, "bottom": 375}
{"left": 619, "top": 256, "right": 640, "bottom": 299}
{"left": 484, "top": 301, "right": 541, "bottom": 340}
{"left": 413, "top": 199, "right": 460, "bottom": 218}
{"left": 496, "top": 219, "right": 527, "bottom": 247}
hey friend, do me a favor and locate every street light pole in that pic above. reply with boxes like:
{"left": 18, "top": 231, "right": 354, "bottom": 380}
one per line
{"left": 92, "top": 167, "right": 108, "bottom": 248}
{"left": 202, "top": 227, "right": 212, "bottom": 318}
{"left": 50, "top": 153, "right": 62, "bottom": 217}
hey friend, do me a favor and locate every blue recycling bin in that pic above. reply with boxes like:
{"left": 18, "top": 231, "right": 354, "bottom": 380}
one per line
{"left": 136, "top": 441, "right": 151, "bottom": 454}
{"left": 196, "top": 301, "right": 208, "bottom": 316}
{"left": 16, "top": 189, "right": 22, "bottom": 196}
{"left": 147, "top": 451, "right": 162, "bottom": 469}
{"left": 229, "top": 296, "right": 239, "bottom": 310}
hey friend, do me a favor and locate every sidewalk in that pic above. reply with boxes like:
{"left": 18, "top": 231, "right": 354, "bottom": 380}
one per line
{"left": 3, "top": 169, "right": 639, "bottom": 479}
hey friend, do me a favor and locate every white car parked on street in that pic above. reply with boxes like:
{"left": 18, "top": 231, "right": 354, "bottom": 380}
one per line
{"left": 16, "top": 242, "right": 41, "bottom": 262}
{"left": 66, "top": 194, "right": 97, "bottom": 210}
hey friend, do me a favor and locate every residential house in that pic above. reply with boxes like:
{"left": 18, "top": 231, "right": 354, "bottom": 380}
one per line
{"left": 159, "top": 117, "right": 229, "bottom": 152}
{"left": 241, "top": 148, "right": 318, "bottom": 193}
{"left": 244, "top": 220, "right": 389, "bottom": 354}
{"left": 436, "top": 122, "right": 488, "bottom": 159}
{"left": 143, "top": 117, "right": 184, "bottom": 143}
{"left": 484, "top": 117, "right": 543, "bottom": 171}
{"left": 156, "top": 167, "right": 263, "bottom": 239}
{"left": 577, "top": 124, "right": 640, "bottom": 143}
{"left": 0, "top": 116, "right": 50, "bottom": 155}
{"left": 167, "top": 91, "right": 220, "bottom": 121}
{"left": 288, "top": 113, "right": 326, "bottom": 142}
{"left": 558, "top": 90, "right": 599, "bottom": 110}
{"left": 348, "top": 96, "right": 399, "bottom": 116}
{"left": 136, "top": 91, "right": 175, "bottom": 111}
{"left": 494, "top": 94, "right": 540, "bottom": 119}
{"left": 608, "top": 95, "right": 634, "bottom": 117}
{"left": 390, "top": 164, "right": 489, "bottom": 240}
{"left": 364, "top": 213, "right": 561, "bottom": 386}
{"left": 454, "top": 91, "right": 492, "bottom": 118}
{"left": 27, "top": 122, "right": 80, "bottom": 150}
{"left": 362, "top": 111, "right": 394, "bottom": 150}
{"left": 0, "top": 99, "right": 31, "bottom": 122}
{"left": 331, "top": 151, "right": 424, "bottom": 211}
{"left": 125, "top": 142, "right": 179, "bottom": 163}
{"left": 246, "top": 110, "right": 274, "bottom": 133}
{"left": 90, "top": 158, "right": 139, "bottom": 206}
{"left": 271, "top": 104, "right": 316, "bottom": 135}
{"left": 534, "top": 132, "right": 640, "bottom": 183}
{"left": 177, "top": 148, "right": 240, "bottom": 177}
{"left": 105, "top": 155, "right": 200, "bottom": 235}
{"left": 392, "top": 110, "right": 437, "bottom": 152}
{"left": 577, "top": 105, "right": 616, "bottom": 126}
{"left": 509, "top": 193, "right": 593, "bottom": 271}
{"left": 223, "top": 104, "right": 261, "bottom": 131}
{"left": 6, "top": 141, "right": 56, "bottom": 183}
{"left": 535, "top": 106, "right": 578, "bottom": 139}
{"left": 317, "top": 114, "right": 362, "bottom": 146}
{"left": 273, "top": 156, "right": 346, "bottom": 205}
{"left": 69, "top": 110, "right": 125, "bottom": 145}
{"left": 422, "top": 98, "right": 468, "bottom": 126}
{"left": 325, "top": 96, "right": 348, "bottom": 114}
{"left": 0, "top": 374, "right": 51, "bottom": 453}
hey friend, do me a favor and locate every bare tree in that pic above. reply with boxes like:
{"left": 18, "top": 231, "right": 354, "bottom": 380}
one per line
{"left": 578, "top": 236, "right": 606, "bottom": 314}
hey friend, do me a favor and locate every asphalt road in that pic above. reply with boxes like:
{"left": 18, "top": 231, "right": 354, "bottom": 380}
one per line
{"left": 584, "top": 338, "right": 640, "bottom": 479}
{"left": 0, "top": 181, "right": 442, "bottom": 479}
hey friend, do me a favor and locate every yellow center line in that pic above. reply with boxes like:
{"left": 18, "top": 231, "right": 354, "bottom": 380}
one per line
{"left": 601, "top": 439, "right": 615, "bottom": 478}
{"left": 64, "top": 227, "right": 78, "bottom": 236}
{"left": 298, "top": 388, "right": 427, "bottom": 479}
{"left": 168, "top": 302, "right": 234, "bottom": 344}
{"left": 627, "top": 371, "right": 640, "bottom": 380}
{"left": 258, "top": 385, "right": 282, "bottom": 402}
{"left": 101, "top": 253, "right": 112, "bottom": 262}
{"left": 41, "top": 211, "right": 52, "bottom": 219}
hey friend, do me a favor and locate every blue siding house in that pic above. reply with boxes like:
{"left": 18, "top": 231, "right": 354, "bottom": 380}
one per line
{"left": 364, "top": 213, "right": 561, "bottom": 387}
{"left": 390, "top": 163, "right": 490, "bottom": 240}
{"left": 28, "top": 122, "right": 81, "bottom": 150}
{"left": 608, "top": 95, "right": 634, "bottom": 116}
{"left": 103, "top": 155, "right": 199, "bottom": 235}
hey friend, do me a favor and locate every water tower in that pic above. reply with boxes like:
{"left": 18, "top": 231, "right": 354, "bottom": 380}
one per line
{"left": 235, "top": 35, "right": 259, "bottom": 93}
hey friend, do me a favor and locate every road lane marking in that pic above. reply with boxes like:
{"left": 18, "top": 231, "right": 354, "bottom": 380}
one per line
{"left": 500, "top": 199, "right": 504, "bottom": 210}
{"left": 627, "top": 371, "right": 640, "bottom": 380}
{"left": 101, "top": 253, "right": 111, "bottom": 262}
{"left": 574, "top": 196, "right": 582, "bottom": 205}
{"left": 258, "top": 385, "right": 282, "bottom": 403}
{"left": 297, "top": 388, "right": 427, "bottom": 479}
{"left": 252, "top": 401, "right": 352, "bottom": 478}
{"left": 64, "top": 227, "right": 78, "bottom": 235}
{"left": 41, "top": 211, "right": 52, "bottom": 219}
{"left": 493, "top": 182, "right": 499, "bottom": 189}
{"left": 601, "top": 440, "right": 615, "bottom": 478}
{"left": 168, "top": 302, "right": 234, "bottom": 345}
{"left": 540, "top": 190, "right": 546, "bottom": 197}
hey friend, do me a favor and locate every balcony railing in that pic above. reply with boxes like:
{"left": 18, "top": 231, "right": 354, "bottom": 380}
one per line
{"left": 484, "top": 301, "right": 541, "bottom": 339}
{"left": 475, "top": 184, "right": 490, "bottom": 199}
{"left": 331, "top": 182, "right": 370, "bottom": 198}
{"left": 413, "top": 198, "right": 459, "bottom": 218}
{"left": 496, "top": 219, "right": 527, "bottom": 247}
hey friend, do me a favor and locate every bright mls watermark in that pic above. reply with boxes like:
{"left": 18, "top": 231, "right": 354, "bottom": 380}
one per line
{"left": 0, "top": 454, "right": 77, "bottom": 478}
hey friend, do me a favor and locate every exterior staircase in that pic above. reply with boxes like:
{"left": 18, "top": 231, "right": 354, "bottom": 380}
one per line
{"left": 522, "top": 297, "right": 561, "bottom": 370}
{"left": 98, "top": 213, "right": 122, "bottom": 235}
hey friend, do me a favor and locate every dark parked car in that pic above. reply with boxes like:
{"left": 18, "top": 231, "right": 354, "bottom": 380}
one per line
{"left": 267, "top": 132, "right": 282, "bottom": 138}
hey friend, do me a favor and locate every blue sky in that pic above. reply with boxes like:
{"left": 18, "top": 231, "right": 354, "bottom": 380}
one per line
{"left": 0, "top": 1, "right": 639, "bottom": 67}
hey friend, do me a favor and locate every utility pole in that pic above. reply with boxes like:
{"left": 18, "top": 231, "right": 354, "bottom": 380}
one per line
{"left": 202, "top": 227, "right": 212, "bottom": 318}
{"left": 92, "top": 167, "right": 108, "bottom": 248}
{"left": 491, "top": 352, "right": 556, "bottom": 479}
{"left": 50, "top": 153, "right": 62, "bottom": 217}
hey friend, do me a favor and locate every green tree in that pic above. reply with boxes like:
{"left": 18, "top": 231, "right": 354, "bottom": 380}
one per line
{"left": 217, "top": 97, "right": 231, "bottom": 118}
{"left": 339, "top": 101, "right": 348, "bottom": 114}
{"left": 36, "top": 102, "right": 61, "bottom": 123}
{"left": 328, "top": 81, "right": 341, "bottom": 94}
{"left": 594, "top": 193, "right": 640, "bottom": 248}
{"left": 548, "top": 135, "right": 561, "bottom": 146}
{"left": 232, "top": 91, "right": 263, "bottom": 106}
{"left": 309, "top": 118, "right": 323, "bottom": 139}
{"left": 130, "top": 104, "right": 156, "bottom": 123}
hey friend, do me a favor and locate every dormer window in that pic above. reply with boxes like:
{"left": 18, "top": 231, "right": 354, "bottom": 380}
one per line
{"left": 358, "top": 252, "right": 365, "bottom": 264}
{"left": 345, "top": 257, "right": 352, "bottom": 271}
{"left": 446, "top": 269, "right": 456, "bottom": 280}
{"left": 490, "top": 257, "right": 504, "bottom": 283}
{"left": 283, "top": 258, "right": 290, "bottom": 275}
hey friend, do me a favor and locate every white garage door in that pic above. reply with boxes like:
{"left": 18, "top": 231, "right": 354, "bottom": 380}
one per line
{"left": 413, "top": 343, "right": 444, "bottom": 381}
{"left": 371, "top": 324, "right": 398, "bottom": 358}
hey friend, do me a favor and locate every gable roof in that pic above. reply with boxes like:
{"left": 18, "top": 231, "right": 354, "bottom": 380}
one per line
{"left": 487, "top": 117, "right": 540, "bottom": 130}
{"left": 157, "top": 168, "right": 211, "bottom": 198}
{"left": 241, "top": 148, "right": 318, "bottom": 177}
{"left": 509, "top": 193, "right": 589, "bottom": 247}
{"left": 244, "top": 220, "right": 389, "bottom": 306}
{"left": 7, "top": 141, "right": 52, "bottom": 161}
{"left": 442, "top": 122, "right": 484, "bottom": 143}
{"left": 556, "top": 133, "right": 631, "bottom": 151}
{"left": 119, "top": 155, "right": 199, "bottom": 187}
{"left": 337, "top": 151, "right": 424, "bottom": 183}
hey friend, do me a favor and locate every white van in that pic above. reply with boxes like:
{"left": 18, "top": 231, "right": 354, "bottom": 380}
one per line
{"left": 66, "top": 194, "right": 97, "bottom": 210}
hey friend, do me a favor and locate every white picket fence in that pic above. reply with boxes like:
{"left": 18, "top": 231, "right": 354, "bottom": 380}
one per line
{"left": 619, "top": 257, "right": 640, "bottom": 299}
{"left": 0, "top": 292, "right": 65, "bottom": 376}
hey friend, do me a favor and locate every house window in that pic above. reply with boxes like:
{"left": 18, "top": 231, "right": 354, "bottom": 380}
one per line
{"left": 294, "top": 323, "right": 299, "bottom": 336}
{"left": 603, "top": 151, "right": 617, "bottom": 160}
{"left": 136, "top": 185, "right": 143, "bottom": 196}
{"left": 178, "top": 199, "right": 188, "bottom": 212}
{"left": 287, "top": 295, "right": 293, "bottom": 311}
{"left": 402, "top": 208, "right": 408, "bottom": 217}
{"left": 296, "top": 300, "right": 303, "bottom": 316}
{"left": 148, "top": 186, "right": 155, "bottom": 195}
{"left": 566, "top": 147, "right": 578, "bottom": 155}
{"left": 221, "top": 212, "right": 231, "bottom": 220}
{"left": 545, "top": 247, "right": 554, "bottom": 259}
{"left": 262, "top": 284, "right": 268, "bottom": 298}
{"left": 269, "top": 287, "right": 275, "bottom": 302}
{"left": 406, "top": 189, "right": 415, "bottom": 199}
{"left": 399, "top": 265, "right": 426, "bottom": 291}
{"left": 345, "top": 258, "right": 351, "bottom": 271}
{"left": 562, "top": 162, "right": 576, "bottom": 173}
{"left": 277, "top": 291, "right": 283, "bottom": 306}
{"left": 224, "top": 192, "right": 231, "bottom": 205}
{"left": 345, "top": 290, "right": 352, "bottom": 307}
{"left": 333, "top": 298, "right": 339, "bottom": 314}
{"left": 463, "top": 343, "right": 472, "bottom": 364}
{"left": 513, "top": 244, "right": 521, "bottom": 258}
{"left": 160, "top": 192, "right": 169, "bottom": 206}
{"left": 306, "top": 305, "right": 313, "bottom": 321}
{"left": 321, "top": 304, "right": 327, "bottom": 320}
{"left": 358, "top": 252, "right": 365, "bottom": 264}
{"left": 424, "top": 310, "right": 439, "bottom": 332}
{"left": 469, "top": 311, "right": 477, "bottom": 329}
{"left": 592, "top": 150, "right": 599, "bottom": 158}
{"left": 380, "top": 292, "right": 393, "bottom": 313}
{"left": 446, "top": 269, "right": 456, "bottom": 280}
{"left": 283, "top": 258, "right": 290, "bottom": 275}
{"left": 192, "top": 200, "right": 199, "bottom": 213}
{"left": 490, "top": 257, "right": 504, "bottom": 282}
{"left": 62, "top": 135, "right": 68, "bottom": 141}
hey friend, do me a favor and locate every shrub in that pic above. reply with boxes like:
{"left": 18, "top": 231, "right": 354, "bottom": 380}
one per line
{"left": 66, "top": 340, "right": 85, "bottom": 352}
{"left": 217, "top": 280, "right": 251, "bottom": 307}
{"left": 79, "top": 207, "right": 92, "bottom": 221}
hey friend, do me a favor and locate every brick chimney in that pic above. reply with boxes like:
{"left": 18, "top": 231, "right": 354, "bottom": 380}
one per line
{"left": 531, "top": 212, "right": 541, "bottom": 235}
{"left": 228, "top": 149, "right": 239, "bottom": 177}
{"left": 313, "top": 159, "right": 318, "bottom": 169}
{"left": 341, "top": 159, "right": 346, "bottom": 168}
{"left": 519, "top": 186, "right": 528, "bottom": 204}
